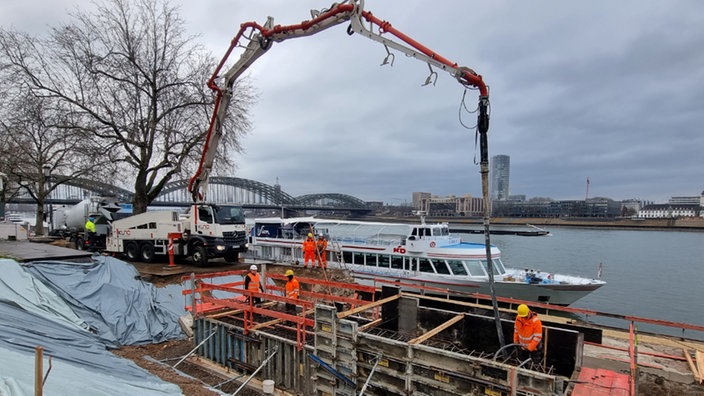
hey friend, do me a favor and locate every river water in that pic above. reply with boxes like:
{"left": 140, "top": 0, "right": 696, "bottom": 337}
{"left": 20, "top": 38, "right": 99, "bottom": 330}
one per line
{"left": 453, "top": 225, "right": 704, "bottom": 339}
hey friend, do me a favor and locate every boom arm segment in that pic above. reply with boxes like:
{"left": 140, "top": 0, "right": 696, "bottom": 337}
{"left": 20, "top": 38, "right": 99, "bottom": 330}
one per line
{"left": 188, "top": 0, "right": 489, "bottom": 202}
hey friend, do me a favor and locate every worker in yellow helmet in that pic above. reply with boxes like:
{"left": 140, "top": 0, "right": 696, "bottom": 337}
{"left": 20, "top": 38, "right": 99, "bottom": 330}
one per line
{"left": 513, "top": 304, "right": 543, "bottom": 363}
{"left": 284, "top": 269, "right": 300, "bottom": 314}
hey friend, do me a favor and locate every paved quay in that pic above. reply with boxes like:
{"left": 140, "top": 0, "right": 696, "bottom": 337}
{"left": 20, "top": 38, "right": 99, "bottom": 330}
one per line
{"left": 0, "top": 239, "right": 93, "bottom": 262}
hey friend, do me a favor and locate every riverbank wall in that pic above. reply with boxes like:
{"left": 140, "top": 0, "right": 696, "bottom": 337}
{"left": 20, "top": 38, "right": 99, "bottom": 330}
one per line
{"left": 370, "top": 216, "right": 704, "bottom": 231}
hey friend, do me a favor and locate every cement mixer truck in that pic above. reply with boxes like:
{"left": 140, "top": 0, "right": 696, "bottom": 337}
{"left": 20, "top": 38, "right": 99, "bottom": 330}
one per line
{"left": 54, "top": 198, "right": 248, "bottom": 266}
{"left": 52, "top": 196, "right": 125, "bottom": 251}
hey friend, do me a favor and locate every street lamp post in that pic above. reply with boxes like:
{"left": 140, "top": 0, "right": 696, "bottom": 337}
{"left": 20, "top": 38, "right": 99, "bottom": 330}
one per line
{"left": 42, "top": 165, "right": 52, "bottom": 235}
{"left": 0, "top": 172, "right": 6, "bottom": 221}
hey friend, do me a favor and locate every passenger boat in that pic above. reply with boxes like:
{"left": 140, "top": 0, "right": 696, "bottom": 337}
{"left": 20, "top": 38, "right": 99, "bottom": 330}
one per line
{"left": 248, "top": 217, "right": 605, "bottom": 306}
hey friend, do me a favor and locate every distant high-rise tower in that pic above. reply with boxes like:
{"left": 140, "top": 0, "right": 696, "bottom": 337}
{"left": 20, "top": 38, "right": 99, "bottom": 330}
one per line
{"left": 490, "top": 155, "right": 510, "bottom": 201}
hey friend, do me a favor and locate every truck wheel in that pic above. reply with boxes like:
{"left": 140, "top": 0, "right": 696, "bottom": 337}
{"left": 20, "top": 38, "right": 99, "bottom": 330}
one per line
{"left": 224, "top": 251, "right": 239, "bottom": 263}
{"left": 140, "top": 243, "right": 155, "bottom": 263}
{"left": 125, "top": 242, "right": 140, "bottom": 261}
{"left": 192, "top": 245, "right": 208, "bottom": 267}
{"left": 75, "top": 237, "right": 85, "bottom": 250}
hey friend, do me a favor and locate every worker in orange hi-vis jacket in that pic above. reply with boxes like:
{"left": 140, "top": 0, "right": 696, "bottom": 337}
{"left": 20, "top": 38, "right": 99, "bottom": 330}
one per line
{"left": 316, "top": 234, "right": 328, "bottom": 268}
{"left": 284, "top": 269, "right": 300, "bottom": 314}
{"left": 302, "top": 233, "right": 316, "bottom": 268}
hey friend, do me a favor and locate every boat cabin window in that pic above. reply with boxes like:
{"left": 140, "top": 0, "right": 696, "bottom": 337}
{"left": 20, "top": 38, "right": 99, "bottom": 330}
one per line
{"left": 431, "top": 259, "right": 451, "bottom": 275}
{"left": 447, "top": 260, "right": 468, "bottom": 275}
{"left": 492, "top": 258, "right": 507, "bottom": 274}
{"left": 353, "top": 252, "right": 365, "bottom": 265}
{"left": 411, "top": 227, "right": 431, "bottom": 237}
{"left": 480, "top": 259, "right": 504, "bottom": 275}
{"left": 343, "top": 251, "right": 353, "bottom": 264}
{"left": 378, "top": 255, "right": 390, "bottom": 268}
{"left": 465, "top": 260, "right": 486, "bottom": 276}
{"left": 391, "top": 255, "right": 404, "bottom": 269}
{"left": 418, "top": 258, "right": 434, "bottom": 273}
{"left": 364, "top": 253, "right": 378, "bottom": 267}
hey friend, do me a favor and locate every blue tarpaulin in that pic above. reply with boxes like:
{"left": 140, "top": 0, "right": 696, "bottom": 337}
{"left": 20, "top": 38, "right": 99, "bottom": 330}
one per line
{"left": 0, "top": 256, "right": 187, "bottom": 395}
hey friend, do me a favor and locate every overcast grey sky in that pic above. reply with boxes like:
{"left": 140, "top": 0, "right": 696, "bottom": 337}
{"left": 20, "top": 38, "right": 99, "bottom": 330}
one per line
{"left": 2, "top": 0, "right": 703, "bottom": 204}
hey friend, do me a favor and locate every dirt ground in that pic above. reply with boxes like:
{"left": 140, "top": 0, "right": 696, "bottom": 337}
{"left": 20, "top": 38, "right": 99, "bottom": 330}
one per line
{"left": 113, "top": 340, "right": 221, "bottom": 396}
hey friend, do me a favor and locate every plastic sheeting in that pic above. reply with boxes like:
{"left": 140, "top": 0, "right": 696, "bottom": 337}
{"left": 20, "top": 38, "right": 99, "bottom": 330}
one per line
{"left": 0, "top": 346, "right": 181, "bottom": 396}
{"left": 0, "top": 257, "right": 186, "bottom": 395}
{"left": 22, "top": 256, "right": 184, "bottom": 346}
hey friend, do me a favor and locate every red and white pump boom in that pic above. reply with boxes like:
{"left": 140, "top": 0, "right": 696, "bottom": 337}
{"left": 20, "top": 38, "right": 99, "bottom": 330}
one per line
{"left": 188, "top": 0, "right": 490, "bottom": 202}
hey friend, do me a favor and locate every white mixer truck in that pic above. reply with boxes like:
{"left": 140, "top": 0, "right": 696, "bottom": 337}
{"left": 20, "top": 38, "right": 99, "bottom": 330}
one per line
{"left": 54, "top": 197, "right": 248, "bottom": 266}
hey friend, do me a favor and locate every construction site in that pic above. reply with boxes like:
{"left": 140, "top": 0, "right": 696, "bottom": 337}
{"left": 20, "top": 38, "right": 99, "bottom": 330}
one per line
{"left": 173, "top": 262, "right": 704, "bottom": 396}
{"left": 1, "top": 239, "right": 704, "bottom": 395}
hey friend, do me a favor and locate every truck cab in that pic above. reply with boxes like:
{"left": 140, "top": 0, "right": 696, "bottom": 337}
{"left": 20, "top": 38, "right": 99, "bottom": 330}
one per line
{"left": 186, "top": 204, "right": 248, "bottom": 265}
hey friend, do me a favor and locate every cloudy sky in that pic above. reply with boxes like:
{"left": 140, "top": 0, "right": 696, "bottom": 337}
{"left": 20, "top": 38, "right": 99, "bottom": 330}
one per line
{"left": 2, "top": 0, "right": 703, "bottom": 204}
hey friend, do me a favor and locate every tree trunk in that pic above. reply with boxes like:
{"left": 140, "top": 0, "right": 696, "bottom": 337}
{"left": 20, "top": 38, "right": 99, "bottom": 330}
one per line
{"left": 132, "top": 189, "right": 149, "bottom": 215}
{"left": 35, "top": 202, "right": 46, "bottom": 236}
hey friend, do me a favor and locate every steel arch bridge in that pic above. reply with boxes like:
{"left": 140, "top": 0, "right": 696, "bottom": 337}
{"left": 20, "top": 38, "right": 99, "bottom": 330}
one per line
{"left": 295, "top": 193, "right": 368, "bottom": 208}
{"left": 36, "top": 175, "right": 370, "bottom": 211}
{"left": 157, "top": 176, "right": 298, "bottom": 205}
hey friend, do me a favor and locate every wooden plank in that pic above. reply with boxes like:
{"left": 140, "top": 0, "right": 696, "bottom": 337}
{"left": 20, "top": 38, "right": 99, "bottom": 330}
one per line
{"left": 408, "top": 314, "right": 464, "bottom": 345}
{"left": 358, "top": 318, "right": 382, "bottom": 332}
{"left": 683, "top": 348, "right": 702, "bottom": 383}
{"left": 337, "top": 294, "right": 400, "bottom": 319}
{"left": 251, "top": 318, "right": 284, "bottom": 330}
{"left": 210, "top": 309, "right": 244, "bottom": 318}
{"left": 696, "top": 350, "right": 704, "bottom": 384}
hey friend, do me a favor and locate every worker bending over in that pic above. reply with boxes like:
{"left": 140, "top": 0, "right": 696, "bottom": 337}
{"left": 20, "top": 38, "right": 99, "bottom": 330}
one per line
{"left": 513, "top": 304, "right": 543, "bottom": 362}
{"left": 284, "top": 269, "right": 300, "bottom": 314}
{"left": 316, "top": 234, "right": 328, "bottom": 268}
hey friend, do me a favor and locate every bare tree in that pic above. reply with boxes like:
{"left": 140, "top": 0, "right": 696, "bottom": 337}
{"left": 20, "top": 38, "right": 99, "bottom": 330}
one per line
{"left": 0, "top": 0, "right": 253, "bottom": 214}
{"left": 0, "top": 90, "right": 103, "bottom": 235}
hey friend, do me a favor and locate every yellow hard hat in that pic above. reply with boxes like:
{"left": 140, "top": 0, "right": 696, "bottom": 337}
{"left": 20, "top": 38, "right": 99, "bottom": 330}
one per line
{"left": 308, "top": 233, "right": 313, "bottom": 237}
{"left": 517, "top": 304, "right": 530, "bottom": 317}
{"left": 285, "top": 269, "right": 294, "bottom": 277}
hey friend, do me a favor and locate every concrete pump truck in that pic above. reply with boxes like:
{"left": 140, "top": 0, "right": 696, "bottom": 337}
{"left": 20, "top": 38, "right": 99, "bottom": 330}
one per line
{"left": 105, "top": 0, "right": 489, "bottom": 267}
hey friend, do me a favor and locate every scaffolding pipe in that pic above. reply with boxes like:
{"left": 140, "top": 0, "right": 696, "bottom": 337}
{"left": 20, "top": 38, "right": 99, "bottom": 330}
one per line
{"left": 359, "top": 354, "right": 383, "bottom": 396}
{"left": 232, "top": 346, "right": 279, "bottom": 395}
{"left": 173, "top": 329, "right": 217, "bottom": 369}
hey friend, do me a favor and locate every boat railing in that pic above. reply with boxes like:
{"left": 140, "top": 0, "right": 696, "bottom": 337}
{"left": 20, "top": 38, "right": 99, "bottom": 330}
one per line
{"left": 329, "top": 236, "right": 404, "bottom": 248}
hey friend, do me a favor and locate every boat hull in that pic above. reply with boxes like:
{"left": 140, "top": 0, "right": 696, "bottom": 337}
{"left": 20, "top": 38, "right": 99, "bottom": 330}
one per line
{"left": 348, "top": 267, "right": 603, "bottom": 306}
{"left": 247, "top": 217, "right": 605, "bottom": 306}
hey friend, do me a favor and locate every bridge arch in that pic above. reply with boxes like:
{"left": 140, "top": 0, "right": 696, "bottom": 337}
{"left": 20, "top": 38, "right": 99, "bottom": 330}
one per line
{"left": 294, "top": 193, "right": 368, "bottom": 209}
{"left": 33, "top": 175, "right": 370, "bottom": 214}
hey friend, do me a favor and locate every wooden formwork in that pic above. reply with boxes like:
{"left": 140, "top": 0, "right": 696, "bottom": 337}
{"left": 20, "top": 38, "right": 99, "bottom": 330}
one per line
{"left": 188, "top": 276, "right": 583, "bottom": 395}
{"left": 191, "top": 301, "right": 581, "bottom": 395}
